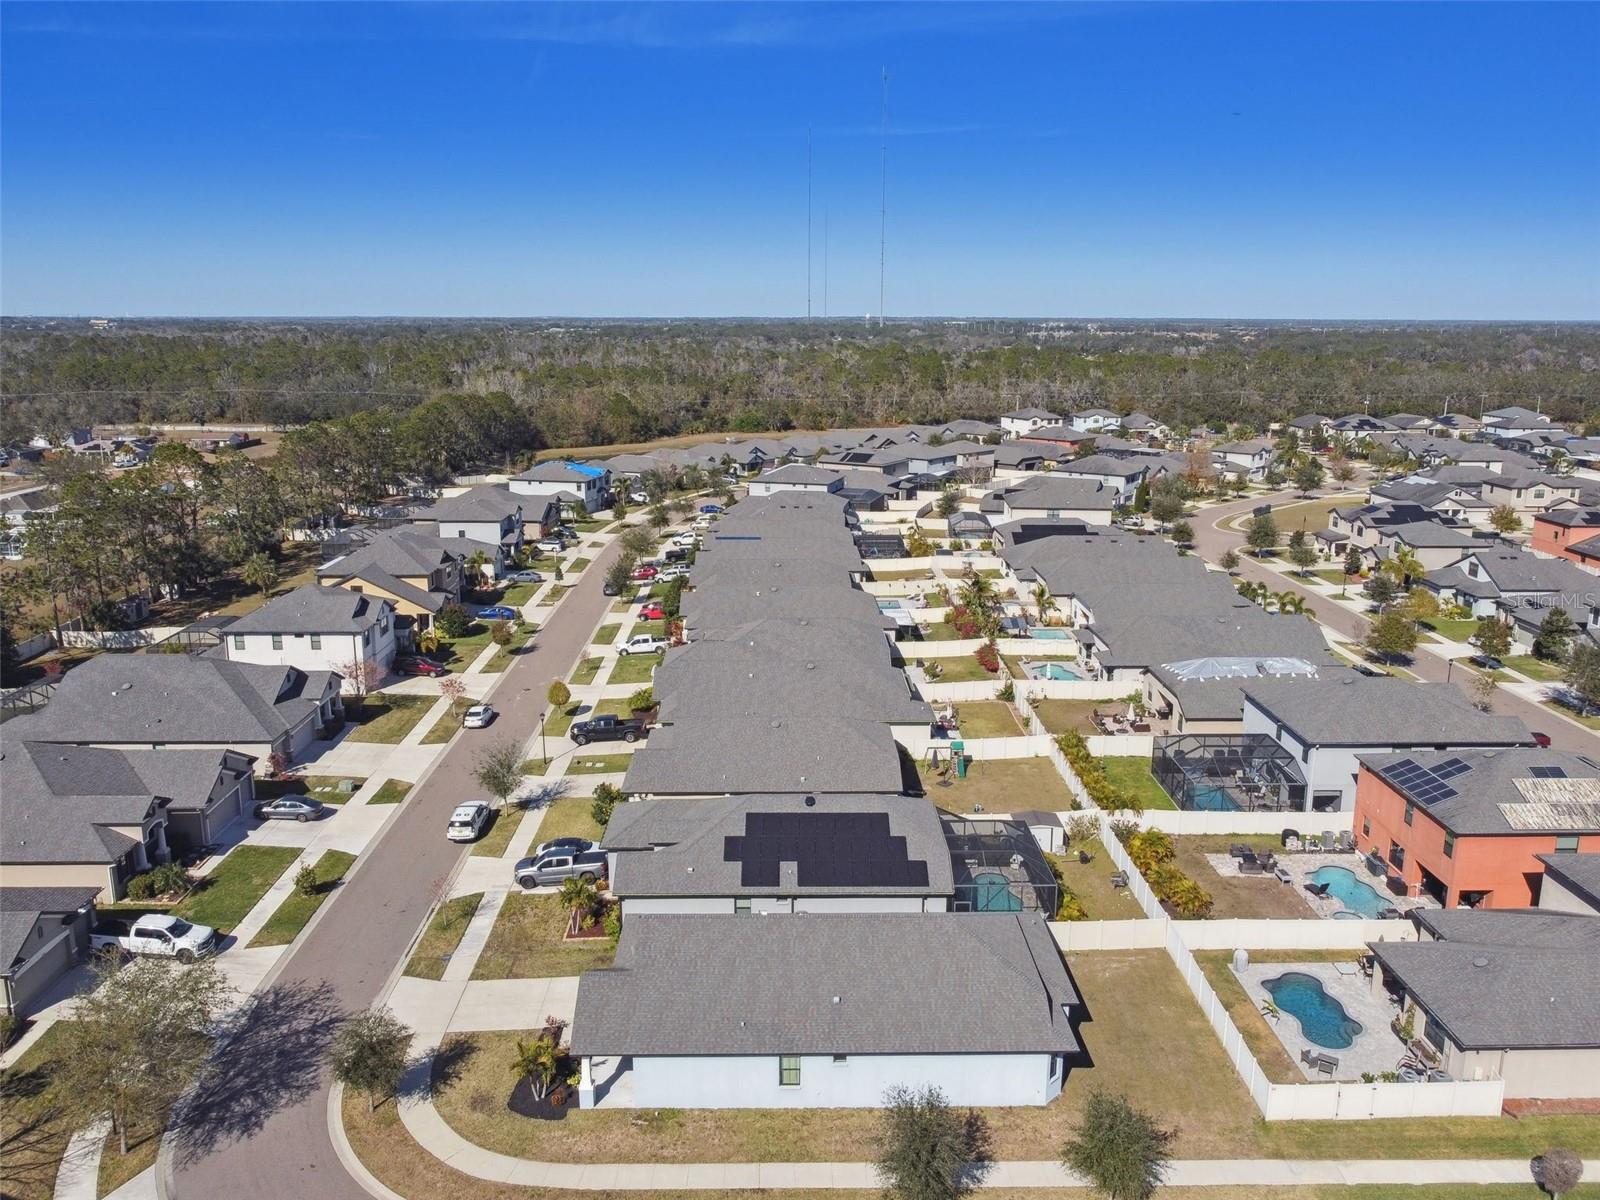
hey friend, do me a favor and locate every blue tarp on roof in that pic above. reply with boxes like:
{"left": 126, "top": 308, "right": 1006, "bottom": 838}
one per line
{"left": 560, "top": 460, "right": 608, "bottom": 479}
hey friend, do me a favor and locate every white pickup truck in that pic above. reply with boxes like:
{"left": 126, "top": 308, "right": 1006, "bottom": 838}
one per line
{"left": 91, "top": 913, "right": 218, "bottom": 962}
{"left": 617, "top": 634, "right": 670, "bottom": 656}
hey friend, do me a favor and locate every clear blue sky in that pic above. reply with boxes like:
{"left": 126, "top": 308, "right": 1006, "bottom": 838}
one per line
{"left": 2, "top": 2, "right": 1596, "bottom": 319}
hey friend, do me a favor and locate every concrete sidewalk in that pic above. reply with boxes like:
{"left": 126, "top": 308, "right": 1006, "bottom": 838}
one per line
{"left": 385, "top": 976, "right": 578, "bottom": 1036}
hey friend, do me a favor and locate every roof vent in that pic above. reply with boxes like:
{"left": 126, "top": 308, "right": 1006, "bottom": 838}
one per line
{"left": 806, "top": 662, "right": 816, "bottom": 670}
{"left": 1472, "top": 956, "right": 1490, "bottom": 968}
{"left": 804, "top": 795, "right": 816, "bottom": 807}
{"left": 770, "top": 719, "right": 782, "bottom": 729}
{"left": 831, "top": 995, "right": 842, "bottom": 1004}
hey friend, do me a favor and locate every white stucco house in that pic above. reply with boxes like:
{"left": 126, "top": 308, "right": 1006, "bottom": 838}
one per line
{"left": 999, "top": 407, "right": 1062, "bottom": 438}
{"left": 571, "top": 912, "right": 1081, "bottom": 1109}
{"left": 410, "top": 484, "right": 527, "bottom": 553}
{"left": 510, "top": 460, "right": 611, "bottom": 512}
{"left": 1068, "top": 408, "right": 1121, "bottom": 433}
{"left": 982, "top": 475, "right": 1118, "bottom": 525}
{"left": 223, "top": 583, "right": 397, "bottom": 692}
{"left": 746, "top": 463, "right": 844, "bottom": 497}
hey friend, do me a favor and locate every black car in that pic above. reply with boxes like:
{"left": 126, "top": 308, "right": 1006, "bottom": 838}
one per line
{"left": 1468, "top": 654, "right": 1503, "bottom": 671}
{"left": 663, "top": 547, "right": 689, "bottom": 563}
{"left": 569, "top": 714, "right": 646, "bottom": 745}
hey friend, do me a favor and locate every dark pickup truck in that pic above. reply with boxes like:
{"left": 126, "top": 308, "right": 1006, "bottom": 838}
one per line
{"left": 569, "top": 714, "right": 646, "bottom": 746}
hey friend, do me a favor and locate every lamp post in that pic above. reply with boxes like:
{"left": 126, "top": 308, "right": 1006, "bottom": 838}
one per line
{"left": 539, "top": 708, "right": 549, "bottom": 767}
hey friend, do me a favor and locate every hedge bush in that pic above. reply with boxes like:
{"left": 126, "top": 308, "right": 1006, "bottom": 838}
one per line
{"left": 1055, "top": 732, "right": 1140, "bottom": 812}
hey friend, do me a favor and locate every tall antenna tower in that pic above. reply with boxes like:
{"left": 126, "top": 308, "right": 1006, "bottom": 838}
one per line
{"left": 878, "top": 67, "right": 889, "bottom": 329}
{"left": 806, "top": 127, "right": 813, "bottom": 320}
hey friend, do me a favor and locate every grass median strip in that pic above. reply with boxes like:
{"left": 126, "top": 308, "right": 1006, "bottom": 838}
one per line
{"left": 246, "top": 850, "right": 358, "bottom": 948}
{"left": 368, "top": 779, "right": 413, "bottom": 805}
{"left": 590, "top": 622, "right": 621, "bottom": 645}
{"left": 469, "top": 806, "right": 526, "bottom": 858}
{"left": 420, "top": 707, "right": 460, "bottom": 744}
{"left": 175, "top": 845, "right": 302, "bottom": 933}
{"left": 403, "top": 892, "right": 484, "bottom": 980}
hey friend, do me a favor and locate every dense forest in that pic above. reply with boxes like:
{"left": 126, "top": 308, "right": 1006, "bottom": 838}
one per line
{"left": 3, "top": 318, "right": 1598, "bottom": 448}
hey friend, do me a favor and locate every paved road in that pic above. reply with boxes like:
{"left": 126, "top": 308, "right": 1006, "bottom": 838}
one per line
{"left": 162, "top": 534, "right": 625, "bottom": 1200}
{"left": 1192, "top": 490, "right": 1597, "bottom": 752}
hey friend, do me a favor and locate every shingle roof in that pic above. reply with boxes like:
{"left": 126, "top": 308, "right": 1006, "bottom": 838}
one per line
{"left": 1360, "top": 749, "right": 1600, "bottom": 836}
{"left": 226, "top": 583, "right": 393, "bottom": 635}
{"left": 989, "top": 476, "right": 1118, "bottom": 512}
{"left": 1003, "top": 407, "right": 1060, "bottom": 420}
{"left": 1, "top": 886, "right": 100, "bottom": 971}
{"left": 1537, "top": 853, "right": 1600, "bottom": 911}
{"left": 622, "top": 715, "right": 906, "bottom": 796}
{"left": 0, "top": 742, "right": 174, "bottom": 864}
{"left": 603, "top": 793, "right": 954, "bottom": 898}
{"left": 317, "top": 528, "right": 463, "bottom": 581}
{"left": 414, "top": 484, "right": 524, "bottom": 524}
{"left": 756, "top": 463, "right": 841, "bottom": 486}
{"left": 1243, "top": 675, "right": 1534, "bottom": 747}
{"left": 571, "top": 912, "right": 1079, "bottom": 1057}
{"left": 654, "top": 643, "right": 931, "bottom": 725}
{"left": 1371, "top": 911, "right": 1600, "bottom": 1049}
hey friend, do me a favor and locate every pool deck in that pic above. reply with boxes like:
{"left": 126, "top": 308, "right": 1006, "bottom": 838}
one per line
{"left": 1205, "top": 851, "right": 1434, "bottom": 919}
{"left": 1235, "top": 960, "right": 1407, "bottom": 1081}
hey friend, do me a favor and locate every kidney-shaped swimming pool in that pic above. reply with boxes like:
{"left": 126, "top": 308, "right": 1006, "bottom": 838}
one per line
{"left": 1263, "top": 971, "right": 1365, "bottom": 1050}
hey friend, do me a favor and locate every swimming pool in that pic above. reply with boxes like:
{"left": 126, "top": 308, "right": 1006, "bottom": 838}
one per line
{"left": 1029, "top": 628, "right": 1072, "bottom": 640}
{"left": 970, "top": 872, "right": 1023, "bottom": 911}
{"left": 1310, "top": 865, "right": 1388, "bottom": 918}
{"left": 1263, "top": 972, "right": 1364, "bottom": 1050}
{"left": 1026, "top": 662, "right": 1083, "bottom": 682}
{"left": 875, "top": 598, "right": 904, "bottom": 612}
{"left": 1187, "top": 784, "right": 1239, "bottom": 812}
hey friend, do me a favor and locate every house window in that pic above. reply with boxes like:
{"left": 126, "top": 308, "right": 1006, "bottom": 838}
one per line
{"left": 1554, "top": 835, "right": 1579, "bottom": 853}
{"left": 362, "top": 628, "right": 370, "bottom": 645}
{"left": 271, "top": 634, "right": 284, "bottom": 650}
{"left": 832, "top": 1055, "right": 848, "bottom": 1066}
{"left": 778, "top": 1057, "right": 801, "bottom": 1087}
{"left": 309, "top": 634, "right": 322, "bottom": 650}
{"left": 1442, "top": 832, "right": 1455, "bottom": 858}
{"left": 734, "top": 898, "right": 752, "bottom": 914}
{"left": 1389, "top": 842, "right": 1406, "bottom": 870}
{"left": 1362, "top": 819, "right": 1371, "bottom": 838}
{"left": 233, "top": 634, "right": 245, "bottom": 650}
{"left": 1404, "top": 802, "right": 1415, "bottom": 826}
{"left": 1534, "top": 489, "right": 1546, "bottom": 499}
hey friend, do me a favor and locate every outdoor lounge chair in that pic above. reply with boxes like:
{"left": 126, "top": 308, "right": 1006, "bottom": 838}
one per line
{"left": 1229, "top": 843, "right": 1250, "bottom": 859}
{"left": 1316, "top": 1055, "right": 1338, "bottom": 1077}
{"left": 1274, "top": 866, "right": 1293, "bottom": 884}
{"left": 1303, "top": 881, "right": 1330, "bottom": 898}
{"left": 1301, "top": 1048, "right": 1319, "bottom": 1068}
{"left": 1239, "top": 858, "right": 1264, "bottom": 875}
{"left": 1109, "top": 871, "right": 1129, "bottom": 889}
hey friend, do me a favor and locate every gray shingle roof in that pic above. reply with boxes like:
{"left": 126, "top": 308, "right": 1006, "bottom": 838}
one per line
{"left": 1360, "top": 749, "right": 1600, "bottom": 836}
{"left": 654, "top": 642, "right": 931, "bottom": 725}
{"left": 1243, "top": 676, "right": 1534, "bottom": 747}
{"left": 1372, "top": 911, "right": 1600, "bottom": 1049}
{"left": 1537, "top": 853, "right": 1600, "bottom": 911}
{"left": 225, "top": 583, "right": 393, "bottom": 635}
{"left": 603, "top": 793, "right": 954, "bottom": 898}
{"left": 622, "top": 715, "right": 906, "bottom": 796}
{"left": 989, "top": 476, "right": 1118, "bottom": 512}
{"left": 413, "top": 484, "right": 524, "bottom": 524}
{"left": 1, "top": 742, "right": 176, "bottom": 864}
{"left": 1, "top": 886, "right": 100, "bottom": 971}
{"left": 571, "top": 912, "right": 1079, "bottom": 1057}
{"left": 317, "top": 528, "right": 462, "bottom": 581}
{"left": 756, "top": 463, "right": 841, "bottom": 486}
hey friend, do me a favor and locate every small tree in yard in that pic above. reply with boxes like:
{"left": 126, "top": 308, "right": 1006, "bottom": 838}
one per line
{"left": 875, "top": 1084, "right": 991, "bottom": 1200}
{"left": 1343, "top": 548, "right": 1363, "bottom": 579}
{"left": 1245, "top": 513, "right": 1278, "bottom": 556}
{"left": 547, "top": 679, "right": 571, "bottom": 711}
{"left": 1061, "top": 1089, "right": 1173, "bottom": 1200}
{"left": 1219, "top": 549, "right": 1239, "bottom": 573}
{"left": 1535, "top": 608, "right": 1576, "bottom": 661}
{"left": 604, "top": 555, "right": 635, "bottom": 596}
{"left": 1473, "top": 616, "right": 1512, "bottom": 660}
{"left": 510, "top": 1020, "right": 565, "bottom": 1104}
{"left": 489, "top": 618, "right": 514, "bottom": 647}
{"left": 590, "top": 782, "right": 624, "bottom": 828}
{"left": 337, "top": 658, "right": 384, "bottom": 714}
{"left": 1169, "top": 519, "right": 1194, "bottom": 547}
{"left": 1292, "top": 458, "right": 1324, "bottom": 496}
{"left": 1289, "top": 541, "right": 1319, "bottom": 576}
{"left": 1531, "top": 1148, "right": 1584, "bottom": 1198}
{"left": 331, "top": 1006, "right": 412, "bottom": 1112}
{"left": 241, "top": 551, "right": 279, "bottom": 598}
{"left": 439, "top": 675, "right": 467, "bottom": 715}
{"left": 55, "top": 955, "right": 230, "bottom": 1156}
{"left": 1489, "top": 504, "right": 1523, "bottom": 535}
{"left": 1148, "top": 492, "right": 1184, "bottom": 530}
{"left": 1362, "top": 574, "right": 1399, "bottom": 609}
{"left": 436, "top": 603, "right": 471, "bottom": 639}
{"left": 1332, "top": 460, "right": 1357, "bottom": 484}
{"left": 936, "top": 486, "right": 961, "bottom": 519}
{"left": 1565, "top": 643, "right": 1600, "bottom": 716}
{"left": 1366, "top": 610, "right": 1418, "bottom": 663}
{"left": 620, "top": 525, "right": 655, "bottom": 559}
{"left": 1471, "top": 671, "right": 1498, "bottom": 712}
{"left": 472, "top": 737, "right": 523, "bottom": 804}
{"left": 648, "top": 503, "right": 670, "bottom": 529}
{"left": 295, "top": 862, "right": 320, "bottom": 897}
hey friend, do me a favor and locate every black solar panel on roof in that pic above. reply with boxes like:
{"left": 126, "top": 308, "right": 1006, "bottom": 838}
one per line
{"left": 1385, "top": 759, "right": 1460, "bottom": 805}
{"left": 1432, "top": 758, "right": 1474, "bottom": 780}
{"left": 724, "top": 811, "right": 930, "bottom": 890}
{"left": 1528, "top": 765, "right": 1569, "bottom": 779}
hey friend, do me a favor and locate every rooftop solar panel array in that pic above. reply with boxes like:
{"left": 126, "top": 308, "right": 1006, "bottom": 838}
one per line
{"left": 724, "top": 811, "right": 931, "bottom": 889}
{"left": 1384, "top": 757, "right": 1473, "bottom": 805}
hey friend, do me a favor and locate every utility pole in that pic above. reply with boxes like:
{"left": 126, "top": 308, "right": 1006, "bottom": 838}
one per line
{"left": 878, "top": 66, "right": 889, "bottom": 329}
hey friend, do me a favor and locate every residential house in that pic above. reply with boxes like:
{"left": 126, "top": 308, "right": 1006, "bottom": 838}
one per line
{"left": 1353, "top": 748, "right": 1600, "bottom": 908}
{"left": 1211, "top": 439, "right": 1276, "bottom": 481}
{"left": 1014, "top": 424, "right": 1097, "bottom": 454}
{"left": 570, "top": 912, "right": 1081, "bottom": 1109}
{"left": 1068, "top": 408, "right": 1121, "bottom": 433}
{"left": 1481, "top": 406, "right": 1567, "bottom": 440}
{"left": 1330, "top": 414, "right": 1399, "bottom": 437}
{"left": 601, "top": 794, "right": 955, "bottom": 915}
{"left": 316, "top": 527, "right": 467, "bottom": 630}
{"left": 1287, "top": 413, "right": 1332, "bottom": 436}
{"left": 1434, "top": 412, "right": 1483, "bottom": 439}
{"left": 990, "top": 441, "right": 1067, "bottom": 479}
{"left": 5, "top": 654, "right": 343, "bottom": 773}
{"left": 1121, "top": 412, "right": 1170, "bottom": 442}
{"left": 1054, "top": 454, "right": 1149, "bottom": 506}
{"left": 1536, "top": 852, "right": 1600, "bottom": 915}
{"left": 1, "top": 886, "right": 99, "bottom": 1015}
{"left": 1368, "top": 910, "right": 1600, "bottom": 1099}
{"left": 509, "top": 460, "right": 611, "bottom": 512}
{"left": 1240, "top": 675, "right": 1535, "bottom": 813}
{"left": 981, "top": 476, "right": 1118, "bottom": 525}
{"left": 1479, "top": 472, "right": 1583, "bottom": 523}
{"left": 1422, "top": 547, "right": 1600, "bottom": 644}
{"left": 999, "top": 407, "right": 1062, "bottom": 437}
{"left": 746, "top": 463, "right": 845, "bottom": 497}
{"left": 410, "top": 484, "right": 527, "bottom": 554}
{"left": 1367, "top": 521, "right": 1489, "bottom": 575}
{"left": 222, "top": 583, "right": 397, "bottom": 691}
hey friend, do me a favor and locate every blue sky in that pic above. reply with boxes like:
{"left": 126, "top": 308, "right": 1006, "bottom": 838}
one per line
{"left": 2, "top": 2, "right": 1596, "bottom": 319}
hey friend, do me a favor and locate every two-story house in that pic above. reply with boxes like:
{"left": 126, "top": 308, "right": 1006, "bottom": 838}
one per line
{"left": 317, "top": 528, "right": 467, "bottom": 632}
{"left": 412, "top": 484, "right": 526, "bottom": 555}
{"left": 999, "top": 407, "right": 1062, "bottom": 438}
{"left": 510, "top": 460, "right": 612, "bottom": 513}
{"left": 223, "top": 583, "right": 397, "bottom": 691}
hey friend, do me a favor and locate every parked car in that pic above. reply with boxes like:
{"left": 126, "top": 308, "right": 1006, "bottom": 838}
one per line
{"left": 618, "top": 634, "right": 669, "bottom": 656}
{"left": 602, "top": 581, "right": 621, "bottom": 597}
{"left": 514, "top": 849, "right": 609, "bottom": 889}
{"left": 699, "top": 504, "right": 724, "bottom": 514}
{"left": 506, "top": 570, "right": 544, "bottom": 583}
{"left": 536, "top": 538, "right": 566, "bottom": 554}
{"left": 630, "top": 564, "right": 659, "bottom": 581}
{"left": 570, "top": 714, "right": 646, "bottom": 745}
{"left": 254, "top": 796, "right": 326, "bottom": 823}
{"left": 1468, "top": 654, "right": 1503, "bottom": 671}
{"left": 662, "top": 547, "right": 689, "bottom": 563}
{"left": 639, "top": 602, "right": 666, "bottom": 621}
{"left": 628, "top": 489, "right": 649, "bottom": 504}
{"left": 397, "top": 656, "right": 447, "bottom": 677}
{"left": 91, "top": 914, "right": 217, "bottom": 963}
{"left": 534, "top": 836, "right": 595, "bottom": 858}
{"left": 1532, "top": 730, "right": 1553, "bottom": 748}
{"left": 462, "top": 703, "right": 496, "bottom": 729}
{"left": 670, "top": 532, "right": 699, "bottom": 549}
{"left": 447, "top": 802, "right": 492, "bottom": 842}
{"left": 476, "top": 605, "right": 518, "bottom": 622}
{"left": 692, "top": 514, "right": 715, "bottom": 528}
{"left": 658, "top": 564, "right": 690, "bottom": 581}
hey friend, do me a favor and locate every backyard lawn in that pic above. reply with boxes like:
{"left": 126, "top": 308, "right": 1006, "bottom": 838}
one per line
{"left": 914, "top": 622, "right": 963, "bottom": 642}
{"left": 1050, "top": 839, "right": 1143, "bottom": 921}
{"left": 1100, "top": 756, "right": 1177, "bottom": 810}
{"left": 470, "top": 892, "right": 617, "bottom": 980}
{"left": 1172, "top": 835, "right": 1314, "bottom": 920}
{"left": 920, "top": 757, "right": 1075, "bottom": 816}
{"left": 176, "top": 845, "right": 301, "bottom": 933}
{"left": 345, "top": 694, "right": 436, "bottom": 743}
{"left": 403, "top": 892, "right": 483, "bottom": 980}
{"left": 1028, "top": 698, "right": 1102, "bottom": 735}
{"left": 368, "top": 779, "right": 413, "bottom": 805}
{"left": 952, "top": 700, "right": 1023, "bottom": 738}
{"left": 605, "top": 654, "right": 658, "bottom": 686}
{"left": 915, "top": 655, "right": 1005, "bottom": 684}
{"left": 870, "top": 567, "right": 934, "bottom": 581}
{"left": 246, "top": 850, "right": 357, "bottom": 947}
{"left": 469, "top": 806, "right": 528, "bottom": 858}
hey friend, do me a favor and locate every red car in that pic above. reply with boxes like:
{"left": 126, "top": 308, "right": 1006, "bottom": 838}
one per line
{"left": 639, "top": 602, "right": 666, "bottom": 621}
{"left": 630, "top": 565, "right": 659, "bottom": 581}
{"left": 1532, "top": 731, "right": 1553, "bottom": 748}
{"left": 396, "top": 656, "right": 447, "bottom": 677}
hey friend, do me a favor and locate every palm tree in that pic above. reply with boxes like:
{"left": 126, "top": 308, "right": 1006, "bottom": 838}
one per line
{"left": 510, "top": 1036, "right": 562, "bottom": 1102}
{"left": 464, "top": 549, "right": 489, "bottom": 588}
{"left": 1382, "top": 546, "right": 1423, "bottom": 587}
{"left": 1031, "top": 582, "right": 1058, "bottom": 626}
{"left": 558, "top": 877, "right": 601, "bottom": 925}
{"left": 1275, "top": 591, "right": 1308, "bottom": 615}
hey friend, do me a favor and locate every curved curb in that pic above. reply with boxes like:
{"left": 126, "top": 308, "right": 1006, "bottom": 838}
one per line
{"left": 327, "top": 1082, "right": 406, "bottom": 1200}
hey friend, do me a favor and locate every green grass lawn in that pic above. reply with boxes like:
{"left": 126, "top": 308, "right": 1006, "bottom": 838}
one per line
{"left": 628, "top": 618, "right": 667, "bottom": 639}
{"left": 565, "top": 753, "right": 632, "bottom": 775}
{"left": 590, "top": 622, "right": 621, "bottom": 645}
{"left": 497, "top": 582, "right": 538, "bottom": 607}
{"left": 432, "top": 623, "right": 493, "bottom": 668}
{"left": 1507, "top": 654, "right": 1566, "bottom": 682}
{"left": 1174, "top": 836, "right": 1319, "bottom": 919}
{"left": 1050, "top": 839, "right": 1143, "bottom": 920}
{"left": 300, "top": 775, "right": 365, "bottom": 804}
{"left": 176, "top": 845, "right": 302, "bottom": 933}
{"left": 1100, "top": 755, "right": 1177, "bottom": 810}
{"left": 570, "top": 656, "right": 604, "bottom": 685}
{"left": 419, "top": 706, "right": 461, "bottom": 744}
{"left": 920, "top": 756, "right": 1075, "bottom": 815}
{"left": 952, "top": 700, "right": 1023, "bottom": 738}
{"left": 1028, "top": 698, "right": 1102, "bottom": 735}
{"left": 482, "top": 626, "right": 537, "bottom": 673}
{"left": 1542, "top": 698, "right": 1600, "bottom": 730}
{"left": 591, "top": 697, "right": 638, "bottom": 718}
{"left": 542, "top": 701, "right": 583, "bottom": 738}
{"left": 915, "top": 622, "right": 964, "bottom": 641}
{"left": 470, "top": 892, "right": 617, "bottom": 980}
{"left": 529, "top": 795, "right": 605, "bottom": 845}
{"left": 1421, "top": 617, "right": 1481, "bottom": 643}
{"left": 469, "top": 806, "right": 526, "bottom": 858}
{"left": 1312, "top": 568, "right": 1359, "bottom": 587}
{"left": 403, "top": 892, "right": 483, "bottom": 980}
{"left": 368, "top": 779, "right": 413, "bottom": 805}
{"left": 914, "top": 654, "right": 1006, "bottom": 684}
{"left": 870, "top": 567, "right": 934, "bottom": 581}
{"left": 605, "top": 654, "right": 657, "bottom": 686}
{"left": 568, "top": 557, "right": 591, "bottom": 573}
{"left": 345, "top": 693, "right": 436, "bottom": 743}
{"left": 246, "top": 850, "right": 357, "bottom": 947}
